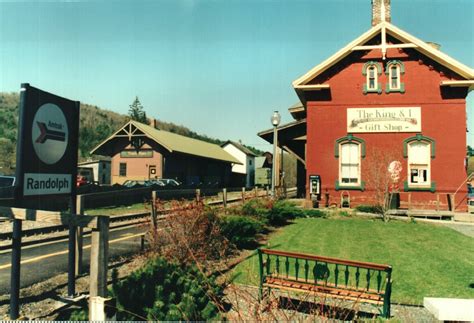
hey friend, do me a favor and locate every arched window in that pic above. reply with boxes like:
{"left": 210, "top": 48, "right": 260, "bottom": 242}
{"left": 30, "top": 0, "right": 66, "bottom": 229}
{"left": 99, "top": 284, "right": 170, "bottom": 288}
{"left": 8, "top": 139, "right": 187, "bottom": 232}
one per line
{"left": 386, "top": 60, "right": 405, "bottom": 93}
{"left": 340, "top": 142, "right": 361, "bottom": 186}
{"left": 390, "top": 65, "right": 400, "bottom": 89}
{"left": 407, "top": 141, "right": 430, "bottom": 187}
{"left": 335, "top": 135, "right": 366, "bottom": 190}
{"left": 367, "top": 66, "right": 378, "bottom": 91}
{"left": 403, "top": 134, "right": 436, "bottom": 191}
{"left": 362, "top": 62, "right": 382, "bottom": 94}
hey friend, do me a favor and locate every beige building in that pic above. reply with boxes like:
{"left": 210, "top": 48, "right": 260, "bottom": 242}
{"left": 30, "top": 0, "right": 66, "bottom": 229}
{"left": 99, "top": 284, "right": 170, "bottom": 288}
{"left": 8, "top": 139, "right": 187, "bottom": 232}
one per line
{"left": 91, "top": 120, "right": 240, "bottom": 186}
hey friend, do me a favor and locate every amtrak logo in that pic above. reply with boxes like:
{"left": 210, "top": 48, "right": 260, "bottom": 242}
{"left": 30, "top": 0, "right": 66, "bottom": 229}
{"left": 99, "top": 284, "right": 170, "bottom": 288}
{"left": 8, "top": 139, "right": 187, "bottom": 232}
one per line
{"left": 35, "top": 121, "right": 66, "bottom": 143}
{"left": 31, "top": 103, "right": 68, "bottom": 165}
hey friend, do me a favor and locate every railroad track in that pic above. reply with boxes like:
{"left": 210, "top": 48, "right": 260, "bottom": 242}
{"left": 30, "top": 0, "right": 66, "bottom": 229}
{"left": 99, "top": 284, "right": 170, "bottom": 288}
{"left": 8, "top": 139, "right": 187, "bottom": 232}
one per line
{"left": 0, "top": 212, "right": 152, "bottom": 252}
{"left": 0, "top": 187, "right": 297, "bottom": 252}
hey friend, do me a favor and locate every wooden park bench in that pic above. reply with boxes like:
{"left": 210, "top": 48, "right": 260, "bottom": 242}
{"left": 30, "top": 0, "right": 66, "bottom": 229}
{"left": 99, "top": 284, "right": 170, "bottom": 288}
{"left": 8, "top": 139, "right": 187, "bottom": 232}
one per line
{"left": 257, "top": 248, "right": 393, "bottom": 318}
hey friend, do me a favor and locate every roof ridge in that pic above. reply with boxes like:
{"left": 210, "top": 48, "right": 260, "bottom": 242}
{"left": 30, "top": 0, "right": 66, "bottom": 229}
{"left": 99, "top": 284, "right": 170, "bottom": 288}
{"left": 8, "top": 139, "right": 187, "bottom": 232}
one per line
{"left": 293, "top": 21, "right": 473, "bottom": 87}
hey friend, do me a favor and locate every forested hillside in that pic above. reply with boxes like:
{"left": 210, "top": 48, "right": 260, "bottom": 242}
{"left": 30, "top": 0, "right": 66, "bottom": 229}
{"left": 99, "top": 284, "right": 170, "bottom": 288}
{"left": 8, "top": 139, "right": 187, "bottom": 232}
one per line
{"left": 0, "top": 92, "right": 262, "bottom": 175}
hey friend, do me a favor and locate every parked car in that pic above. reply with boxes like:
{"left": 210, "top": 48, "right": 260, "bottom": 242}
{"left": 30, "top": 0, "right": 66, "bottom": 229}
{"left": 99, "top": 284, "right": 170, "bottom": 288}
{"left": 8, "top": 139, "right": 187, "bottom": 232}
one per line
{"left": 122, "top": 180, "right": 140, "bottom": 188}
{"left": 76, "top": 175, "right": 89, "bottom": 187}
{"left": 121, "top": 178, "right": 181, "bottom": 189}
{"left": 0, "top": 175, "right": 15, "bottom": 188}
{"left": 148, "top": 179, "right": 166, "bottom": 187}
{"left": 159, "top": 179, "right": 181, "bottom": 187}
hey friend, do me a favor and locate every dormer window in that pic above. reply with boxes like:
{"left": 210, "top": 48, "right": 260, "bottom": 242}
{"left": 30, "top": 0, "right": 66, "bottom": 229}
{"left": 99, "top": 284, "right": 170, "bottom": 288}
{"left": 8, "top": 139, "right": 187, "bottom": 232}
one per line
{"left": 386, "top": 60, "right": 405, "bottom": 93}
{"left": 362, "top": 61, "right": 382, "bottom": 94}
{"left": 390, "top": 65, "right": 400, "bottom": 89}
{"left": 368, "top": 66, "right": 377, "bottom": 90}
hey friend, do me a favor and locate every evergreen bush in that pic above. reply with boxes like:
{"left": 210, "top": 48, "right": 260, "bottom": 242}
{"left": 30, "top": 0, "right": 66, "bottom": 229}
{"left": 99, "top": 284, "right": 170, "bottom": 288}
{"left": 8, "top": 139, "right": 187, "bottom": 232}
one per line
{"left": 68, "top": 258, "right": 223, "bottom": 321}
{"left": 266, "top": 200, "right": 304, "bottom": 226}
{"left": 304, "top": 209, "right": 328, "bottom": 218}
{"left": 110, "top": 257, "right": 222, "bottom": 321}
{"left": 355, "top": 204, "right": 382, "bottom": 214}
{"left": 241, "top": 199, "right": 270, "bottom": 217}
{"left": 219, "top": 215, "right": 264, "bottom": 248}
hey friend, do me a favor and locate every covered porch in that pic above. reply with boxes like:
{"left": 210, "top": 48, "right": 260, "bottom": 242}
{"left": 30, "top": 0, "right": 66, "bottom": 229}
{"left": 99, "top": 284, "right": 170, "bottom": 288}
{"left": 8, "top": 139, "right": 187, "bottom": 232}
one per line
{"left": 258, "top": 119, "right": 306, "bottom": 197}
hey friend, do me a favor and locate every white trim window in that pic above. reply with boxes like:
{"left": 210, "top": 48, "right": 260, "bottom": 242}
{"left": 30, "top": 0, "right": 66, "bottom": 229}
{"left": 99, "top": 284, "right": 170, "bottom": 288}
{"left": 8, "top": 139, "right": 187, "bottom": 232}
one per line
{"left": 407, "top": 141, "right": 430, "bottom": 187}
{"left": 366, "top": 65, "right": 378, "bottom": 91}
{"left": 389, "top": 64, "right": 401, "bottom": 90}
{"left": 339, "top": 142, "right": 361, "bottom": 186}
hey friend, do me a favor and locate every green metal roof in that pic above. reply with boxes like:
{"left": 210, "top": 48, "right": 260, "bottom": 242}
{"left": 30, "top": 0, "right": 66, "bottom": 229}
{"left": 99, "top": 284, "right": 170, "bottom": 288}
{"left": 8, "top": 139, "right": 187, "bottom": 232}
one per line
{"left": 92, "top": 120, "right": 242, "bottom": 164}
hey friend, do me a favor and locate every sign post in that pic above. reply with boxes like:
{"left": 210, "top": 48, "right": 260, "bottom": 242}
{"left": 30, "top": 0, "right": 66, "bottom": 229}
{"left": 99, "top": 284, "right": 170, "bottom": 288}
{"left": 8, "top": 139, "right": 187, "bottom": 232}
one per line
{"left": 11, "top": 84, "right": 80, "bottom": 318}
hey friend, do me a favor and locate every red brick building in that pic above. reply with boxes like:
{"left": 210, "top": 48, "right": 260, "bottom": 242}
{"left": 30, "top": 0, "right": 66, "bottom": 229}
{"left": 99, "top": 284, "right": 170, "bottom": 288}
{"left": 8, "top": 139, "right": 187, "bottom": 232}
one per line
{"left": 261, "top": 0, "right": 473, "bottom": 211}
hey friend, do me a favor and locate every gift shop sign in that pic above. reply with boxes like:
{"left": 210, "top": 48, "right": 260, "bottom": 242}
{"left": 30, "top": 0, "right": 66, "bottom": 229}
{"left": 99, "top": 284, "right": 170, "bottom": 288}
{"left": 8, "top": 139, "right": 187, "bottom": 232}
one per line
{"left": 15, "top": 84, "right": 80, "bottom": 197}
{"left": 347, "top": 107, "right": 421, "bottom": 133}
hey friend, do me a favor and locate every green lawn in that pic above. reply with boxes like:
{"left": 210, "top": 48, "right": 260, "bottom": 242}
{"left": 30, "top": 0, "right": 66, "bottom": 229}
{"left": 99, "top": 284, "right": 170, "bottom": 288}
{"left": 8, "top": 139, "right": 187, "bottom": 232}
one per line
{"left": 232, "top": 217, "right": 474, "bottom": 305}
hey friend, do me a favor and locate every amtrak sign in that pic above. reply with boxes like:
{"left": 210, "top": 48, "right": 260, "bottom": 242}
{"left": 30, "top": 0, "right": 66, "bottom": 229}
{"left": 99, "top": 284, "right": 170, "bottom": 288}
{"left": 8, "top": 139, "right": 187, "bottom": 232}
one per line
{"left": 32, "top": 103, "right": 68, "bottom": 165}
{"left": 15, "top": 84, "right": 80, "bottom": 198}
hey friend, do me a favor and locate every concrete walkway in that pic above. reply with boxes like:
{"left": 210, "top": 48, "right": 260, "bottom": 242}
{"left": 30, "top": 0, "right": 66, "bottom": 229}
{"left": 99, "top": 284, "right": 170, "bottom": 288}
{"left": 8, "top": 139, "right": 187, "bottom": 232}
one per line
{"left": 424, "top": 298, "right": 474, "bottom": 321}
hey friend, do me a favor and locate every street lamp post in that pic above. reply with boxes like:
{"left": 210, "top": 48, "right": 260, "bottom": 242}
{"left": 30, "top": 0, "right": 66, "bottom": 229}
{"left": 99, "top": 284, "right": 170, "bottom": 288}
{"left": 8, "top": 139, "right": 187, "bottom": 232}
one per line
{"left": 271, "top": 111, "right": 281, "bottom": 197}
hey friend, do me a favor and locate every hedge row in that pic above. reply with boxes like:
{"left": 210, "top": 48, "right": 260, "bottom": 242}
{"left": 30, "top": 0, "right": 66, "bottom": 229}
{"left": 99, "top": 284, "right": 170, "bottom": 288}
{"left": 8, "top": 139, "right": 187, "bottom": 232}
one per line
{"left": 219, "top": 199, "right": 327, "bottom": 249}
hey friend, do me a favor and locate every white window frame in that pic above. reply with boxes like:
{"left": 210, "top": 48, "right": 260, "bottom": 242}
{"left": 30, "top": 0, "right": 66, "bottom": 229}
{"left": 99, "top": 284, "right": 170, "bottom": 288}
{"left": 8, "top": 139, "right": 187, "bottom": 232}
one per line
{"left": 366, "top": 65, "right": 378, "bottom": 91}
{"left": 407, "top": 141, "right": 431, "bottom": 188}
{"left": 339, "top": 142, "right": 361, "bottom": 187}
{"left": 388, "top": 64, "right": 401, "bottom": 90}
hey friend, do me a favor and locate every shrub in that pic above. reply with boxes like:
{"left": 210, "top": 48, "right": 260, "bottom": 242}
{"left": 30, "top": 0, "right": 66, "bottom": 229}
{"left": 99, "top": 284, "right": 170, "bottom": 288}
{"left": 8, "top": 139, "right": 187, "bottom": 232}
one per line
{"left": 339, "top": 210, "right": 351, "bottom": 217}
{"left": 148, "top": 200, "right": 228, "bottom": 263}
{"left": 241, "top": 198, "right": 271, "bottom": 217}
{"left": 68, "top": 308, "right": 88, "bottom": 321}
{"left": 266, "top": 200, "right": 304, "bottom": 226}
{"left": 304, "top": 209, "right": 328, "bottom": 218}
{"left": 355, "top": 204, "right": 382, "bottom": 214}
{"left": 110, "top": 257, "right": 223, "bottom": 321}
{"left": 220, "top": 215, "right": 264, "bottom": 248}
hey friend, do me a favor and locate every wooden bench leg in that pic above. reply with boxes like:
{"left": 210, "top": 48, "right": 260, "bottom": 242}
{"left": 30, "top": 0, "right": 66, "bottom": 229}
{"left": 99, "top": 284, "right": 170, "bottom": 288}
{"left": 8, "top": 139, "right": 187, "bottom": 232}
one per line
{"left": 258, "top": 249, "right": 266, "bottom": 302}
{"left": 383, "top": 282, "right": 392, "bottom": 318}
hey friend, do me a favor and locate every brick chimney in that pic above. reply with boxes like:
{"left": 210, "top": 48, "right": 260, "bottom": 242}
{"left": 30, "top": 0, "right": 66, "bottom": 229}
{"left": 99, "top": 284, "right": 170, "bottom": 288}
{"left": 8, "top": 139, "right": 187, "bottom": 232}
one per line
{"left": 149, "top": 118, "right": 158, "bottom": 129}
{"left": 372, "top": 0, "right": 391, "bottom": 26}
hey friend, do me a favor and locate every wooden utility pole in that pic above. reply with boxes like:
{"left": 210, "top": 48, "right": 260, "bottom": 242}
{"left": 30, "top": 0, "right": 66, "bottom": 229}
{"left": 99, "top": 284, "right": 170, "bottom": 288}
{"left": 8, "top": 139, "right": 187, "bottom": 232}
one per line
{"left": 222, "top": 188, "right": 227, "bottom": 208}
{"left": 151, "top": 191, "right": 157, "bottom": 228}
{"left": 75, "top": 195, "right": 84, "bottom": 276}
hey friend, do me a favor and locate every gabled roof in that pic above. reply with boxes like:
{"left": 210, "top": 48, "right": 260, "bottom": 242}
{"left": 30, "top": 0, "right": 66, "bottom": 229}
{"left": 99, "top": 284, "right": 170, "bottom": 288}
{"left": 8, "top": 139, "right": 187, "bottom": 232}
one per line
{"left": 222, "top": 140, "right": 257, "bottom": 157}
{"left": 293, "top": 22, "right": 474, "bottom": 88}
{"left": 91, "top": 120, "right": 241, "bottom": 164}
{"left": 288, "top": 102, "right": 305, "bottom": 120}
{"left": 258, "top": 119, "right": 307, "bottom": 137}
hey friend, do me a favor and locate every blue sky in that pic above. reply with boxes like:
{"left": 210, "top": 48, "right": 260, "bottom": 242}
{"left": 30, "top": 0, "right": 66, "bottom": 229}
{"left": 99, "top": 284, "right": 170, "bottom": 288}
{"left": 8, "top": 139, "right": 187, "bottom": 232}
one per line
{"left": 0, "top": 0, "right": 473, "bottom": 149}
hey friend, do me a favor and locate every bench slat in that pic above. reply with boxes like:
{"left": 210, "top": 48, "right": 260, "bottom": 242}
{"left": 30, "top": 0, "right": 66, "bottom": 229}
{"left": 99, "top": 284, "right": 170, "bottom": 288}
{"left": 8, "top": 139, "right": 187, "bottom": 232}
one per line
{"left": 266, "top": 274, "right": 386, "bottom": 296}
{"left": 263, "top": 282, "right": 384, "bottom": 305}
{"left": 266, "top": 276, "right": 384, "bottom": 300}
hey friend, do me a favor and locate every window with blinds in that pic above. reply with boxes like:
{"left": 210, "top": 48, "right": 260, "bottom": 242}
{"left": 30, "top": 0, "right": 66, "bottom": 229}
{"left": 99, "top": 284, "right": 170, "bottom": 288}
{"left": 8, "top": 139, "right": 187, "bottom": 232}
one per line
{"left": 340, "top": 142, "right": 360, "bottom": 185}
